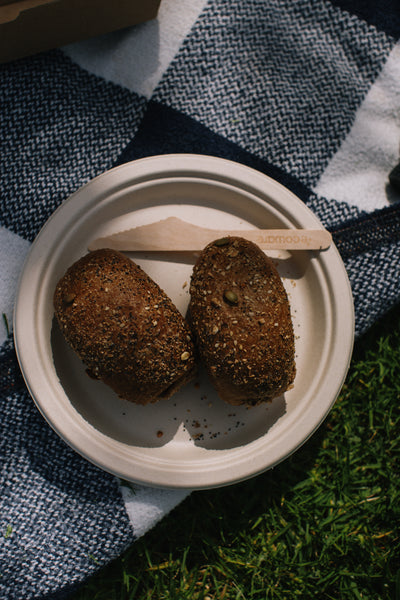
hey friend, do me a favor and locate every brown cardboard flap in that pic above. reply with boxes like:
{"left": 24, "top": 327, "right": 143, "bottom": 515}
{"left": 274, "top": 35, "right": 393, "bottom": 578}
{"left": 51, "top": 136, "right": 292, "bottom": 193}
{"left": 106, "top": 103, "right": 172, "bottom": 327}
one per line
{"left": 0, "top": 0, "right": 57, "bottom": 24}
{"left": 0, "top": 0, "right": 161, "bottom": 63}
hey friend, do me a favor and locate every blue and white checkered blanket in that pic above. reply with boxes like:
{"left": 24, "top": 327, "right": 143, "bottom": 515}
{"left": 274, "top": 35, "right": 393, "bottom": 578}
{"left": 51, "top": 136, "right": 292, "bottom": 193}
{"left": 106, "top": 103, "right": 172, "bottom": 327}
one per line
{"left": 1, "top": 1, "right": 400, "bottom": 597}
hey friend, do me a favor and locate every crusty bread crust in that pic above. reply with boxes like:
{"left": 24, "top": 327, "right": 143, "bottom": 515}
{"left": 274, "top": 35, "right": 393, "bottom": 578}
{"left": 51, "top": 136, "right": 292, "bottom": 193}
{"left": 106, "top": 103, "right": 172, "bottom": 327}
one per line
{"left": 53, "top": 249, "right": 196, "bottom": 404}
{"left": 189, "top": 237, "right": 296, "bottom": 405}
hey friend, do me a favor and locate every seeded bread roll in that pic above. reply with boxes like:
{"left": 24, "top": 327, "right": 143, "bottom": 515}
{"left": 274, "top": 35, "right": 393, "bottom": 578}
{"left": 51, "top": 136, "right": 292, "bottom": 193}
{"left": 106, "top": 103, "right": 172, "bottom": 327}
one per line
{"left": 53, "top": 249, "right": 196, "bottom": 404}
{"left": 189, "top": 237, "right": 295, "bottom": 406}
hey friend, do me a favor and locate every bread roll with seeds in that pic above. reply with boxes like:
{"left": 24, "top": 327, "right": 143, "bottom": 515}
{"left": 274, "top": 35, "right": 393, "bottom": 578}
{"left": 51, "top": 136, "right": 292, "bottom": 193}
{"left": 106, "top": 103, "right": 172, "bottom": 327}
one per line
{"left": 189, "top": 237, "right": 295, "bottom": 406}
{"left": 53, "top": 249, "right": 196, "bottom": 404}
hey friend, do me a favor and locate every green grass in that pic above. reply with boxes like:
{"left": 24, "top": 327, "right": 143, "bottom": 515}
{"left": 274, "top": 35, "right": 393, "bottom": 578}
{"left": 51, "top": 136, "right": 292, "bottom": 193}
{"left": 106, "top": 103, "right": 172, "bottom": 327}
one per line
{"left": 72, "top": 304, "right": 400, "bottom": 600}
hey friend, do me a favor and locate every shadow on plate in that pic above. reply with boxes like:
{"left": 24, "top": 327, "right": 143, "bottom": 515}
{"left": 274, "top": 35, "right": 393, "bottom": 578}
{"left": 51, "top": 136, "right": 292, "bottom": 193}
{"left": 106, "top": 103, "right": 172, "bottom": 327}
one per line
{"left": 51, "top": 319, "right": 287, "bottom": 451}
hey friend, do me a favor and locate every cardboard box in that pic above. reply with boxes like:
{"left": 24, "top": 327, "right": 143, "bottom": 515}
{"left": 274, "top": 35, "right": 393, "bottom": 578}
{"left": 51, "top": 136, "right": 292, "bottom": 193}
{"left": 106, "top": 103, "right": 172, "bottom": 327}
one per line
{"left": 0, "top": 0, "right": 161, "bottom": 63}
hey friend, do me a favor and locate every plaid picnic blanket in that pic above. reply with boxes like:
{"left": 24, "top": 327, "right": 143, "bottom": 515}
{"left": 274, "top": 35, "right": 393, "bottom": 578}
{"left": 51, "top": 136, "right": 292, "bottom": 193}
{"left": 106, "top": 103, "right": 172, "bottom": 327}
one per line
{"left": 1, "top": 0, "right": 400, "bottom": 597}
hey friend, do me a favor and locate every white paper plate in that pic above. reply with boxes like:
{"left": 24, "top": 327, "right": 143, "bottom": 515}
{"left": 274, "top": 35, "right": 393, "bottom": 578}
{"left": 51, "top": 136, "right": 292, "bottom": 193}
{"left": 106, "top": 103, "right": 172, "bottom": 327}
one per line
{"left": 14, "top": 154, "right": 354, "bottom": 489}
